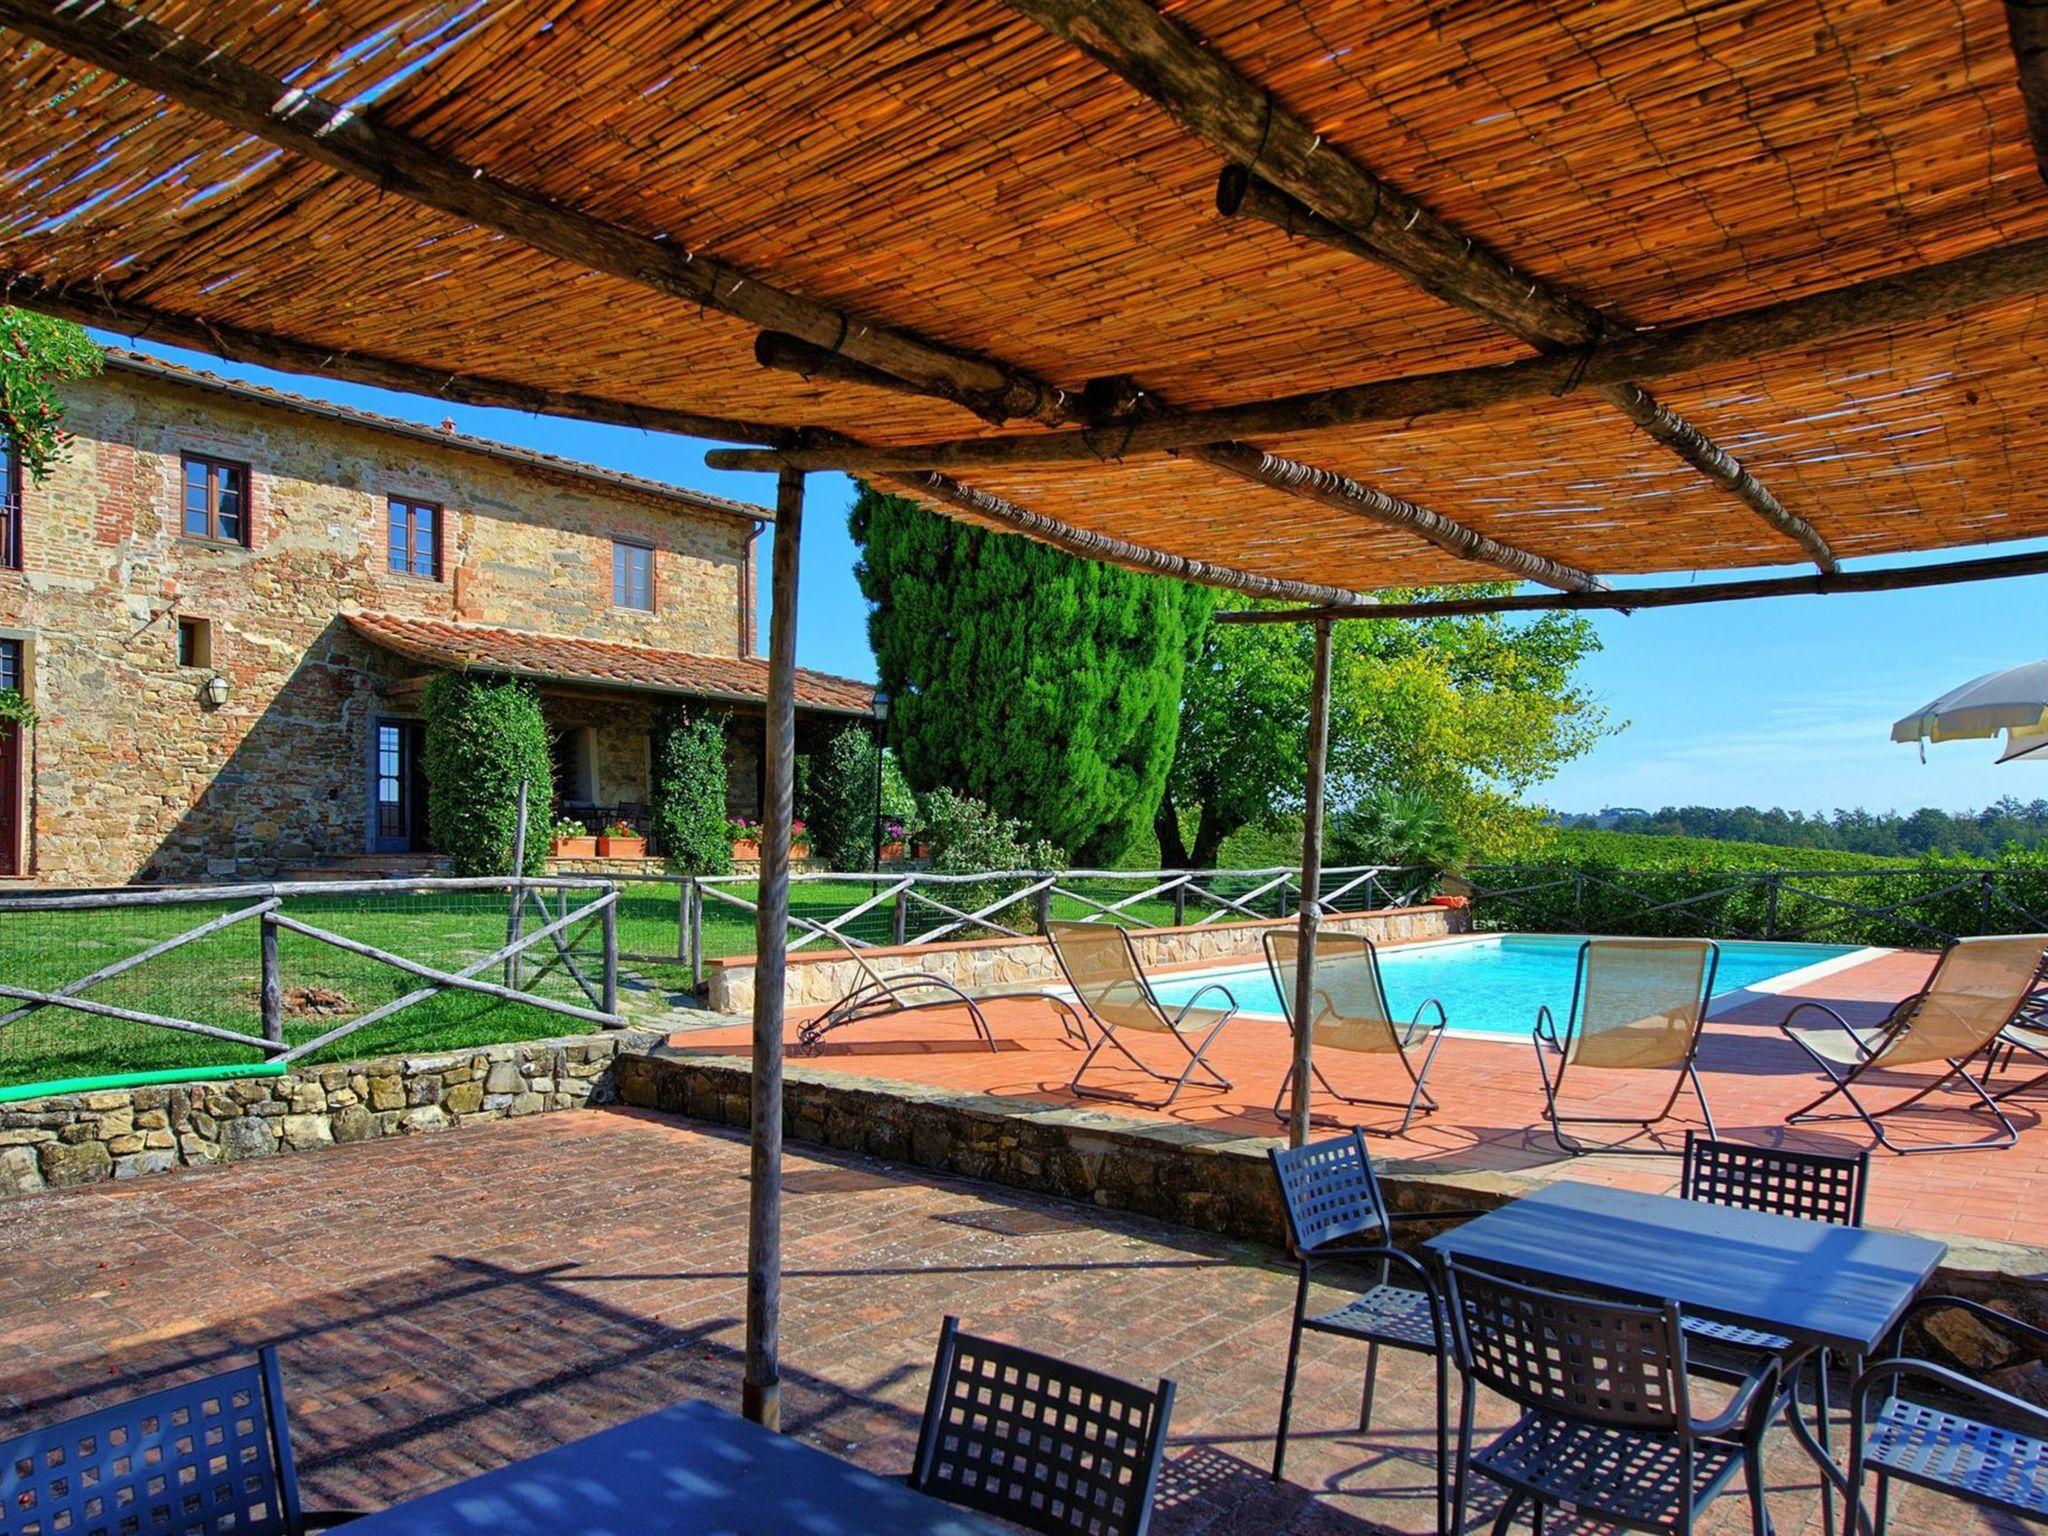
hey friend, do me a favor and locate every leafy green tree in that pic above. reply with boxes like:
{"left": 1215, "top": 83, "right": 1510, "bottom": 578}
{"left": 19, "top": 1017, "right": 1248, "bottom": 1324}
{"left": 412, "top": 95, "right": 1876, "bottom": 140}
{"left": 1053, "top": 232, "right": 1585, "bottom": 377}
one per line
{"left": 1164, "top": 591, "right": 1611, "bottom": 865}
{"left": 852, "top": 484, "right": 1214, "bottom": 864}
{"left": 807, "top": 725, "right": 881, "bottom": 871}
{"left": 652, "top": 705, "right": 732, "bottom": 875}
{"left": 421, "top": 676, "right": 553, "bottom": 875}
{"left": 1, "top": 310, "right": 101, "bottom": 481}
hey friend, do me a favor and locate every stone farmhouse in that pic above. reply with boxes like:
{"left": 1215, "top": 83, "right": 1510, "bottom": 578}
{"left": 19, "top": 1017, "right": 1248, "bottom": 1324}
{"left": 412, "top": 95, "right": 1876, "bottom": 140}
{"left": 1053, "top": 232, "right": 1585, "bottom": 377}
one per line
{"left": 0, "top": 350, "right": 873, "bottom": 885}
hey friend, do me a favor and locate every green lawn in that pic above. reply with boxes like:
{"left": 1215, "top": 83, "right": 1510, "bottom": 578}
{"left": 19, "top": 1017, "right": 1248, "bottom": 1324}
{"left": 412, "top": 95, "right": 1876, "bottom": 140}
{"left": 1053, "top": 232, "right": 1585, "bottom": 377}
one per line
{"left": 0, "top": 889, "right": 619, "bottom": 1092}
{"left": 0, "top": 870, "right": 1408, "bottom": 1096}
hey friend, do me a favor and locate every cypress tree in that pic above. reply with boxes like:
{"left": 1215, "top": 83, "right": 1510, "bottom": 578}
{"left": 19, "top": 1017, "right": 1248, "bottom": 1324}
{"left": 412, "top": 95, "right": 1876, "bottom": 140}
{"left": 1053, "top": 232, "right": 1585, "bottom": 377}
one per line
{"left": 851, "top": 484, "right": 1211, "bottom": 864}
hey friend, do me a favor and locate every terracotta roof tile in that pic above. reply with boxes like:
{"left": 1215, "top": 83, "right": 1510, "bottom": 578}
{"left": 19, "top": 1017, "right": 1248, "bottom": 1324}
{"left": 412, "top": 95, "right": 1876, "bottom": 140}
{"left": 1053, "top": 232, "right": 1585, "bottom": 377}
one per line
{"left": 347, "top": 613, "right": 873, "bottom": 716}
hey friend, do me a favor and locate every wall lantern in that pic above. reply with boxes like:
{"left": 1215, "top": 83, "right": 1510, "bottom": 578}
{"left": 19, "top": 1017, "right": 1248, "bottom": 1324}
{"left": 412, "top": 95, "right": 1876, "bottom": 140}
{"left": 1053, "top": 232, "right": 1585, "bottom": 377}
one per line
{"left": 203, "top": 673, "right": 231, "bottom": 708}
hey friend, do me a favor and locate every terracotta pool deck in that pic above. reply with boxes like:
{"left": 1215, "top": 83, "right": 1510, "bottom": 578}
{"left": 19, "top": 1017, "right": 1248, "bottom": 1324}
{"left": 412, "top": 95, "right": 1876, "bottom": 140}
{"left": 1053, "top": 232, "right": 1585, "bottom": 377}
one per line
{"left": 670, "top": 943, "right": 2048, "bottom": 1255}
{"left": 0, "top": 1109, "right": 2001, "bottom": 1536}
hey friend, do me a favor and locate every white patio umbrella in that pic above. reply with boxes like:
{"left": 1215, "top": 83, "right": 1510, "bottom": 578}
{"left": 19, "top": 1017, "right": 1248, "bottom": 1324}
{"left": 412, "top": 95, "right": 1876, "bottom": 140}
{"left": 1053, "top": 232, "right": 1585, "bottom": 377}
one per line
{"left": 1893, "top": 660, "right": 2048, "bottom": 762}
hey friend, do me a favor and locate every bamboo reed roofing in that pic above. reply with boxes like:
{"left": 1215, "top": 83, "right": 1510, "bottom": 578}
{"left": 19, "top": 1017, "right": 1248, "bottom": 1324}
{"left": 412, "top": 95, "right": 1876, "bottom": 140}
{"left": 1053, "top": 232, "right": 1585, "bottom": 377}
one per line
{"left": 5, "top": 0, "right": 2048, "bottom": 599}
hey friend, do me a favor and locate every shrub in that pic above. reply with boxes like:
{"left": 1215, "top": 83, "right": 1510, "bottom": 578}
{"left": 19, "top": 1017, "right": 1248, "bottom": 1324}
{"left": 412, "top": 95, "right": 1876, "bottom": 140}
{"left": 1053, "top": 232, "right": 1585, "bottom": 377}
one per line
{"left": 651, "top": 705, "right": 733, "bottom": 876}
{"left": 422, "top": 675, "right": 552, "bottom": 876}
{"left": 807, "top": 726, "right": 882, "bottom": 871}
{"left": 1328, "top": 787, "right": 1468, "bottom": 885}
{"left": 917, "top": 787, "right": 1064, "bottom": 933}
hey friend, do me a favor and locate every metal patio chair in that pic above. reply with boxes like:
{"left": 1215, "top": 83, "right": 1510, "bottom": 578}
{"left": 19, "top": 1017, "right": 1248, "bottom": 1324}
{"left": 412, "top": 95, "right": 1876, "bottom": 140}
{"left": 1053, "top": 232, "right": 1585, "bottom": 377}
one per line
{"left": 1045, "top": 920, "right": 1238, "bottom": 1109}
{"left": 797, "top": 940, "right": 1088, "bottom": 1056}
{"left": 1442, "top": 1257, "right": 1781, "bottom": 1536}
{"left": 1268, "top": 1129, "right": 1461, "bottom": 1536}
{"left": 1680, "top": 1132, "right": 1870, "bottom": 1533}
{"left": 0, "top": 1345, "right": 360, "bottom": 1535}
{"left": 912, "top": 1315, "right": 1175, "bottom": 1536}
{"left": 1847, "top": 1293, "right": 2048, "bottom": 1535}
{"left": 1781, "top": 931, "right": 2048, "bottom": 1154}
{"left": 1262, "top": 928, "right": 1448, "bottom": 1134}
{"left": 1532, "top": 936, "right": 1721, "bottom": 1155}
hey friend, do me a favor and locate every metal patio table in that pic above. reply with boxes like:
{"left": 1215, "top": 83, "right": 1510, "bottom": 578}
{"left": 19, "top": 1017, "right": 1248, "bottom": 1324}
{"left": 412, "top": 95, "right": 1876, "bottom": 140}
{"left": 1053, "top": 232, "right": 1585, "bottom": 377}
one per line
{"left": 338, "top": 1397, "right": 1005, "bottom": 1535}
{"left": 1427, "top": 1182, "right": 1947, "bottom": 1508}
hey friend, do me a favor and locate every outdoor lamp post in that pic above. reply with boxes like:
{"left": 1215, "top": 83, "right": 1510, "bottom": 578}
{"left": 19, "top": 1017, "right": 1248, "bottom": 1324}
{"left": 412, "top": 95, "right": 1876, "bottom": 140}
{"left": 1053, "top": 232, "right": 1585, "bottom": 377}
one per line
{"left": 870, "top": 690, "right": 890, "bottom": 872}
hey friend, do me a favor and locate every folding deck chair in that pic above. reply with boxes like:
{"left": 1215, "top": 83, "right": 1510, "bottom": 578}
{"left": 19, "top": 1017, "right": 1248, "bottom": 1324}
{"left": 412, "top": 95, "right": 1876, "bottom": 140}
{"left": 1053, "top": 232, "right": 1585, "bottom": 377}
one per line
{"left": 1262, "top": 927, "right": 1448, "bottom": 1134}
{"left": 796, "top": 939, "right": 1086, "bottom": 1056}
{"left": 1045, "top": 919, "right": 1239, "bottom": 1109}
{"left": 1532, "top": 936, "right": 1721, "bottom": 1155}
{"left": 1782, "top": 931, "right": 2048, "bottom": 1153}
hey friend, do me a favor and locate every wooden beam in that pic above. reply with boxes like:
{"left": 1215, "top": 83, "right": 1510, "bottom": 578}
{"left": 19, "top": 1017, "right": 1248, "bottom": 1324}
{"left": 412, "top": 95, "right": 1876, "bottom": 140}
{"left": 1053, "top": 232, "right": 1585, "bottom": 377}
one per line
{"left": 0, "top": 0, "right": 1058, "bottom": 425}
{"left": 765, "top": 336, "right": 1600, "bottom": 591}
{"left": 1001, "top": 0, "right": 1593, "bottom": 341}
{"left": 4, "top": 275, "right": 790, "bottom": 447}
{"left": 1218, "top": 173, "right": 1838, "bottom": 570}
{"left": 885, "top": 472, "right": 1380, "bottom": 606}
{"left": 743, "top": 466, "right": 804, "bottom": 1431}
{"left": 2008, "top": 1, "right": 2048, "bottom": 185}
{"left": 1183, "top": 442, "right": 1598, "bottom": 592}
{"left": 1212, "top": 547, "right": 2048, "bottom": 623}
{"left": 705, "top": 232, "right": 2048, "bottom": 474}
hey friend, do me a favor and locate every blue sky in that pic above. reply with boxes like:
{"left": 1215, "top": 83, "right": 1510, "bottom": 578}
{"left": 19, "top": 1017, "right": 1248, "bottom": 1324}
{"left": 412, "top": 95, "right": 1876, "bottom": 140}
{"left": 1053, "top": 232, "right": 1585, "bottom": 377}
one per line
{"left": 101, "top": 336, "right": 2048, "bottom": 818}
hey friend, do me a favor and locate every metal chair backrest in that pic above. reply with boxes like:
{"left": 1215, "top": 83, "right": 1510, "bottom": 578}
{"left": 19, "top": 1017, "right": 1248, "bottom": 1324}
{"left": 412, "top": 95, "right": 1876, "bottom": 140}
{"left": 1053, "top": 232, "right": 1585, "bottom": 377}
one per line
{"left": 1877, "top": 933, "right": 2048, "bottom": 1068}
{"left": 1045, "top": 921, "right": 1170, "bottom": 1035}
{"left": 1681, "top": 1132, "right": 1868, "bottom": 1227}
{"left": 913, "top": 1316, "right": 1175, "bottom": 1536}
{"left": 1268, "top": 1128, "right": 1392, "bottom": 1255}
{"left": 1262, "top": 929, "right": 1402, "bottom": 1056}
{"left": 1445, "top": 1258, "right": 1691, "bottom": 1433}
{"left": 0, "top": 1346, "right": 303, "bottom": 1536}
{"left": 1563, "top": 937, "right": 1719, "bottom": 1071}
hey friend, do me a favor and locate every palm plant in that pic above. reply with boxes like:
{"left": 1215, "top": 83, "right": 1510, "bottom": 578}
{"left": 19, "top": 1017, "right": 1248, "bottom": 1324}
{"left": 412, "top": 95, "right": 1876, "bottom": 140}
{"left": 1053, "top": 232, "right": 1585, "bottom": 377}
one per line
{"left": 1328, "top": 787, "right": 1469, "bottom": 885}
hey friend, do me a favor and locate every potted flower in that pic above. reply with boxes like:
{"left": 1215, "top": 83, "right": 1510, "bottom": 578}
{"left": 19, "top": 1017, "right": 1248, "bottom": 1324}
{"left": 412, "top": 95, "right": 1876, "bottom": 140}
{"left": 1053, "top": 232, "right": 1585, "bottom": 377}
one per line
{"left": 549, "top": 816, "right": 598, "bottom": 859}
{"left": 729, "top": 817, "right": 763, "bottom": 862}
{"left": 878, "top": 819, "right": 908, "bottom": 862}
{"left": 790, "top": 818, "right": 811, "bottom": 858}
{"left": 597, "top": 818, "right": 646, "bottom": 858}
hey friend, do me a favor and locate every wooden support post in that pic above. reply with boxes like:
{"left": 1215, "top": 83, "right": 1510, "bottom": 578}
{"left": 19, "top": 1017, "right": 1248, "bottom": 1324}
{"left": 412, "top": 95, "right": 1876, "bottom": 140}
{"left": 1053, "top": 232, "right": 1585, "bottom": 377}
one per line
{"left": 743, "top": 467, "right": 804, "bottom": 1431}
{"left": 679, "top": 878, "right": 692, "bottom": 967}
{"left": 1034, "top": 884, "right": 1054, "bottom": 936}
{"left": 893, "top": 886, "right": 910, "bottom": 947}
{"left": 1288, "top": 620, "right": 1334, "bottom": 1150}
{"left": 689, "top": 881, "right": 705, "bottom": 989}
{"left": 260, "top": 912, "right": 283, "bottom": 1047}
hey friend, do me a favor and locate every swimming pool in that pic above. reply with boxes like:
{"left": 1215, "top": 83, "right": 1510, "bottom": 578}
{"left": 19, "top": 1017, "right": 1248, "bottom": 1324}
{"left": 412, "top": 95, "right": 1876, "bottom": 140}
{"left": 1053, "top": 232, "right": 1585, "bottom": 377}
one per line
{"left": 1145, "top": 933, "right": 1863, "bottom": 1039}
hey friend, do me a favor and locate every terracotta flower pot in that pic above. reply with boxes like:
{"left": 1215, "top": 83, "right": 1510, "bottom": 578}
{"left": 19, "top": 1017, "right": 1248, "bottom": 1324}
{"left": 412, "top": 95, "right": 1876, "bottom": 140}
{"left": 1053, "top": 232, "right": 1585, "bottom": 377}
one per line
{"left": 597, "top": 834, "right": 647, "bottom": 858}
{"left": 551, "top": 835, "right": 599, "bottom": 858}
{"left": 879, "top": 840, "right": 907, "bottom": 862}
{"left": 731, "top": 839, "right": 762, "bottom": 861}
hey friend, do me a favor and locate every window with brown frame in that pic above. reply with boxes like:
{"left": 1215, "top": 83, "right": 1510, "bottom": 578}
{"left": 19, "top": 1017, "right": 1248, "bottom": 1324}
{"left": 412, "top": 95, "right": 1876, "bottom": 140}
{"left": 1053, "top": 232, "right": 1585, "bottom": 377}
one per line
{"left": 388, "top": 497, "right": 442, "bottom": 580}
{"left": 0, "top": 434, "right": 19, "bottom": 571}
{"left": 181, "top": 455, "right": 249, "bottom": 545}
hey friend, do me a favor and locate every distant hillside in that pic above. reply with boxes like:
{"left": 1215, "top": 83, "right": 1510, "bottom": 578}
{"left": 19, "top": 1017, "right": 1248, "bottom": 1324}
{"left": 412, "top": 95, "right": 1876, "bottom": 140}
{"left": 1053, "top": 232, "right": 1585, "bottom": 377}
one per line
{"left": 1553, "top": 800, "right": 2048, "bottom": 859}
{"left": 1522, "top": 828, "right": 1906, "bottom": 871}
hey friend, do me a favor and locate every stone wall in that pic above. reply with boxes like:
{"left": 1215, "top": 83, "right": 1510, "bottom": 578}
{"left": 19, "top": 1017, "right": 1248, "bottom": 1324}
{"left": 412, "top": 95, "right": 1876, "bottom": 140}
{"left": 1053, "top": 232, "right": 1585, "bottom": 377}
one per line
{"left": 703, "top": 904, "right": 1457, "bottom": 1014}
{"left": 2, "top": 364, "right": 761, "bottom": 884}
{"left": 0, "top": 1028, "right": 664, "bottom": 1196}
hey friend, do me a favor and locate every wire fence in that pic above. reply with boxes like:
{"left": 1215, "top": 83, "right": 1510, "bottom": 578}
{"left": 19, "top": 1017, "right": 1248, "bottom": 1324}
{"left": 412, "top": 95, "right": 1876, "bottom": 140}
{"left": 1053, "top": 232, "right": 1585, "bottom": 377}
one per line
{"left": 1465, "top": 864, "right": 2048, "bottom": 948}
{"left": 607, "top": 865, "right": 1432, "bottom": 982}
{"left": 0, "top": 878, "right": 619, "bottom": 1096}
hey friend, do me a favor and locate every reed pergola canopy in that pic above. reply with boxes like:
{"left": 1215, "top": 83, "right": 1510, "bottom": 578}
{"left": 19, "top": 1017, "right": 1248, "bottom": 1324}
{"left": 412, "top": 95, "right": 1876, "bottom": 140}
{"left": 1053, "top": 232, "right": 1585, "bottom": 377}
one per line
{"left": 5, "top": 0, "right": 2048, "bottom": 603}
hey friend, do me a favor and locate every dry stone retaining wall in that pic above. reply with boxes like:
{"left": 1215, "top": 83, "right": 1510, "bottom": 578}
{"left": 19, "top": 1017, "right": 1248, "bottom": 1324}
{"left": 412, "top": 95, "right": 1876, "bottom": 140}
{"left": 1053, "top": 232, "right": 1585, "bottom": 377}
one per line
{"left": 0, "top": 1028, "right": 665, "bottom": 1196}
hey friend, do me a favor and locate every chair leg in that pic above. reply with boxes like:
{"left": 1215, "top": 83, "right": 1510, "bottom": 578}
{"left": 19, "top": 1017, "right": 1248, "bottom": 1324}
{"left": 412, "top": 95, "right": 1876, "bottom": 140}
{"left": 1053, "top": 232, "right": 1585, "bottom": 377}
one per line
{"left": 1159, "top": 1018, "right": 1234, "bottom": 1109}
{"left": 1872, "top": 1470, "right": 1890, "bottom": 1536}
{"left": 1359, "top": 1340, "right": 1380, "bottom": 1432}
{"left": 1812, "top": 1350, "right": 1834, "bottom": 1536}
{"left": 1489, "top": 1490, "right": 1527, "bottom": 1536}
{"left": 1689, "top": 1060, "right": 1718, "bottom": 1142}
{"left": 1744, "top": 1437, "right": 1774, "bottom": 1536}
{"left": 1272, "top": 1278, "right": 1309, "bottom": 1482}
{"left": 1433, "top": 1345, "right": 1451, "bottom": 1536}
{"left": 1451, "top": 1380, "right": 1476, "bottom": 1536}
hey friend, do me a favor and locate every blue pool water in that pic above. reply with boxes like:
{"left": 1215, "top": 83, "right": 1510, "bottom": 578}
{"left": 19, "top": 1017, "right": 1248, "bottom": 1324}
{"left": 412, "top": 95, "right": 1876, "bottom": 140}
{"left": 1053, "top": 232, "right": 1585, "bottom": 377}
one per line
{"left": 1146, "top": 934, "right": 1858, "bottom": 1038}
